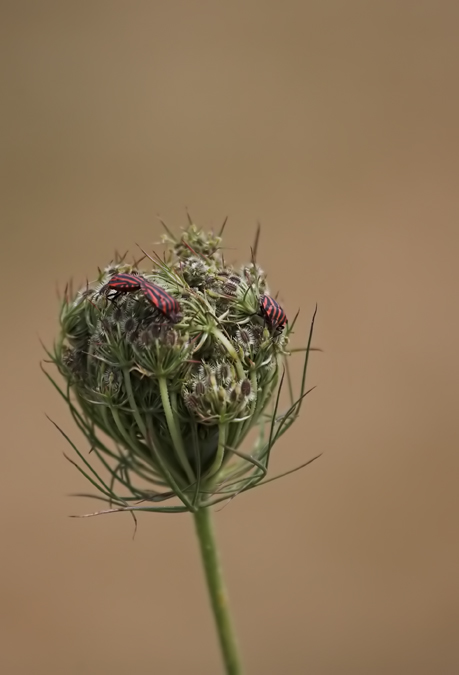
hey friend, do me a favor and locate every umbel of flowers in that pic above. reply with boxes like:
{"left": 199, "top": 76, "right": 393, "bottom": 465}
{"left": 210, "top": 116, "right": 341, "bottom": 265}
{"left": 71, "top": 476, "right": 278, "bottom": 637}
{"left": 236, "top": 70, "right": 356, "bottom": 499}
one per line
{"left": 45, "top": 220, "right": 317, "bottom": 516}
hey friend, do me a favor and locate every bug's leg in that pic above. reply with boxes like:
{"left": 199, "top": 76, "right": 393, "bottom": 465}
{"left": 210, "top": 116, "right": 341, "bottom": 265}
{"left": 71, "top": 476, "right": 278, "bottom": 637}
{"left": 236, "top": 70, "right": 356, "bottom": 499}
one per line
{"left": 107, "top": 290, "right": 122, "bottom": 307}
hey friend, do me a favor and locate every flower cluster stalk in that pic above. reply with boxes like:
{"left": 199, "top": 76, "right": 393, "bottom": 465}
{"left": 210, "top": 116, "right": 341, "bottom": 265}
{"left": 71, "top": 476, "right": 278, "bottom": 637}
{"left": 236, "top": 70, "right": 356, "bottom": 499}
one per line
{"left": 194, "top": 507, "right": 243, "bottom": 675}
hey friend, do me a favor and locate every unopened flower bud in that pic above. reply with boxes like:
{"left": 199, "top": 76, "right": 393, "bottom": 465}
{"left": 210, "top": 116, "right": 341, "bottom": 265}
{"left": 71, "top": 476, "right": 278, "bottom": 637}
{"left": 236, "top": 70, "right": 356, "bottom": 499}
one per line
{"left": 47, "top": 218, "right": 317, "bottom": 516}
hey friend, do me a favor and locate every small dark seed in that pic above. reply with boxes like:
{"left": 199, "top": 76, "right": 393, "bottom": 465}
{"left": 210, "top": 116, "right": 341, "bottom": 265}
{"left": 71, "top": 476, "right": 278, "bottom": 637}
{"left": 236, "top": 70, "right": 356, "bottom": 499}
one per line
{"left": 195, "top": 381, "right": 206, "bottom": 396}
{"left": 241, "top": 380, "right": 251, "bottom": 397}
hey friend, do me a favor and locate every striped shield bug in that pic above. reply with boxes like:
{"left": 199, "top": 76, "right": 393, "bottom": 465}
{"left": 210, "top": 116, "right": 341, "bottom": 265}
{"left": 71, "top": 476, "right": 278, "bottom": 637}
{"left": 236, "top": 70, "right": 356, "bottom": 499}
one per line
{"left": 140, "top": 279, "right": 181, "bottom": 322}
{"left": 259, "top": 294, "right": 287, "bottom": 331}
{"left": 102, "top": 273, "right": 142, "bottom": 302}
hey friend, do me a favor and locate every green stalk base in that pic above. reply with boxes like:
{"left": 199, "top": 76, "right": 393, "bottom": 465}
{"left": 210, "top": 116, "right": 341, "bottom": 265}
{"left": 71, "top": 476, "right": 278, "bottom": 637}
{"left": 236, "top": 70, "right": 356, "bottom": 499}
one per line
{"left": 193, "top": 508, "right": 243, "bottom": 675}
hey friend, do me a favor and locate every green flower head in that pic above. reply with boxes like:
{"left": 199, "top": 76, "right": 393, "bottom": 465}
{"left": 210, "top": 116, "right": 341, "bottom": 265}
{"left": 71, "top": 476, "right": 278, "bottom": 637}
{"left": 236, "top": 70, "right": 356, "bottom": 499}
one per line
{"left": 44, "top": 218, "right": 319, "bottom": 517}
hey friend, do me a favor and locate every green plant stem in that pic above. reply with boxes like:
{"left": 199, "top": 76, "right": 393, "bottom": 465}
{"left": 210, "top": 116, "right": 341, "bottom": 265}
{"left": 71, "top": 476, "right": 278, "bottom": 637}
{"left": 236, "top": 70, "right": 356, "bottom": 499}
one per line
{"left": 193, "top": 507, "right": 243, "bottom": 675}
{"left": 158, "top": 376, "right": 195, "bottom": 484}
{"left": 212, "top": 327, "right": 245, "bottom": 380}
{"left": 206, "top": 422, "right": 227, "bottom": 479}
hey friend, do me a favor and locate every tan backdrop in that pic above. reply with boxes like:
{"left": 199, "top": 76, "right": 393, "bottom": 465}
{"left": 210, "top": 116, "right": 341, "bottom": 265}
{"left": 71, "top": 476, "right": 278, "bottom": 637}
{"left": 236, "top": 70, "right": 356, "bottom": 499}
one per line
{"left": 1, "top": 2, "right": 458, "bottom": 674}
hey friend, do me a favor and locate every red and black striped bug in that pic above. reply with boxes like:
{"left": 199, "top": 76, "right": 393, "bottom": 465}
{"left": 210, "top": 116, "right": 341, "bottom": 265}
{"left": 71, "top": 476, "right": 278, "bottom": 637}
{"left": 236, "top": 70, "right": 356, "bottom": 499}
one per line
{"left": 102, "top": 273, "right": 142, "bottom": 302}
{"left": 140, "top": 279, "right": 181, "bottom": 322}
{"left": 259, "top": 294, "right": 287, "bottom": 331}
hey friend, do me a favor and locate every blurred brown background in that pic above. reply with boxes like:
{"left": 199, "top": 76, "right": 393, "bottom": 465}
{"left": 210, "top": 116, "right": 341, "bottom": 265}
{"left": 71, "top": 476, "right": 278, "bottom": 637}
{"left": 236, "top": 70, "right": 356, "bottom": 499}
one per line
{"left": 1, "top": 2, "right": 459, "bottom": 674}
